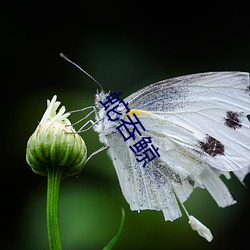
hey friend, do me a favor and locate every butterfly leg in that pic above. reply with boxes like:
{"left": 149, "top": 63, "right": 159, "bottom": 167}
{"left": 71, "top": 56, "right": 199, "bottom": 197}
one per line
{"left": 85, "top": 145, "right": 108, "bottom": 165}
{"left": 69, "top": 106, "right": 99, "bottom": 132}
{"left": 77, "top": 120, "right": 96, "bottom": 132}
{"left": 77, "top": 145, "right": 108, "bottom": 175}
{"left": 70, "top": 106, "right": 96, "bottom": 125}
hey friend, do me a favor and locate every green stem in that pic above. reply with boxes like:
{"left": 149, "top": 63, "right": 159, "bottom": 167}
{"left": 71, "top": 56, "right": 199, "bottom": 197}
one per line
{"left": 47, "top": 165, "right": 63, "bottom": 250}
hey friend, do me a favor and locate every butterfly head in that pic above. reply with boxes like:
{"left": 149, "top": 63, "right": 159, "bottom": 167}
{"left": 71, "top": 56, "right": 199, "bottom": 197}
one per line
{"left": 93, "top": 90, "right": 121, "bottom": 145}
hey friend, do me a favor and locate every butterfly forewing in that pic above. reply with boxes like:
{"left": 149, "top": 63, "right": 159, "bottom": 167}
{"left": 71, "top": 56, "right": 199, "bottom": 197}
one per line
{"left": 124, "top": 72, "right": 250, "bottom": 172}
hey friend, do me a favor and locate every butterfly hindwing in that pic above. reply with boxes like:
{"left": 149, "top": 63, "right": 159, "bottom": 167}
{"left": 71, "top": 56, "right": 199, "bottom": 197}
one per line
{"left": 107, "top": 130, "right": 183, "bottom": 221}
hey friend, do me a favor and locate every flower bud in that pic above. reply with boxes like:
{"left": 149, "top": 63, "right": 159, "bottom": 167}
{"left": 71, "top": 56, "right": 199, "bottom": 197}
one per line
{"left": 26, "top": 95, "right": 87, "bottom": 178}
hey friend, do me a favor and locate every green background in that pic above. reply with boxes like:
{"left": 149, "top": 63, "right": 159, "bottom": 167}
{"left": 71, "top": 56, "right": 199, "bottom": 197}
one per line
{"left": 2, "top": 2, "right": 250, "bottom": 250}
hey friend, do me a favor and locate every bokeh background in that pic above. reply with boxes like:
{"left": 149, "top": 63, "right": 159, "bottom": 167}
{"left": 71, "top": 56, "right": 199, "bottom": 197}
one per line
{"left": 2, "top": 2, "right": 250, "bottom": 250}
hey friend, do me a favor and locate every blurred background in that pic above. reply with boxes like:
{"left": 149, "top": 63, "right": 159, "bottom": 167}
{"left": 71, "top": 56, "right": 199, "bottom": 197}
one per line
{"left": 2, "top": 1, "right": 250, "bottom": 250}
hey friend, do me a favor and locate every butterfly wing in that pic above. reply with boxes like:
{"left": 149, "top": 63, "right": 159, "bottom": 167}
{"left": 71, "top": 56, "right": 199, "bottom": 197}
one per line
{"left": 106, "top": 129, "right": 183, "bottom": 221}
{"left": 99, "top": 72, "right": 250, "bottom": 222}
{"left": 124, "top": 72, "right": 250, "bottom": 173}
{"left": 106, "top": 112, "right": 239, "bottom": 221}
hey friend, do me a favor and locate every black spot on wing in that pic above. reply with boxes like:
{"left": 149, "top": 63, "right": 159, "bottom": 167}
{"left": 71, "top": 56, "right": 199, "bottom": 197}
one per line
{"left": 199, "top": 135, "right": 225, "bottom": 157}
{"left": 224, "top": 111, "right": 243, "bottom": 130}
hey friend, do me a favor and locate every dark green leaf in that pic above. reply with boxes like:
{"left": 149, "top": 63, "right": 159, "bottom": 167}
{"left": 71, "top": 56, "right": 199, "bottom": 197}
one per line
{"left": 102, "top": 208, "right": 125, "bottom": 250}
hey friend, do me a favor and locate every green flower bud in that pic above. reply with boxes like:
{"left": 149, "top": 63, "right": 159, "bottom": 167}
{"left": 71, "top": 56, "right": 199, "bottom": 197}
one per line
{"left": 26, "top": 95, "right": 87, "bottom": 178}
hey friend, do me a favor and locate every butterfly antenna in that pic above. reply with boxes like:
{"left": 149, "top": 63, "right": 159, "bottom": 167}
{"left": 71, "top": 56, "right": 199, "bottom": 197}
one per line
{"left": 60, "top": 53, "right": 104, "bottom": 91}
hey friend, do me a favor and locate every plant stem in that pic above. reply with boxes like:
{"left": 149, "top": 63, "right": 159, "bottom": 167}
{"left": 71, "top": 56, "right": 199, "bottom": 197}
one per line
{"left": 47, "top": 165, "right": 63, "bottom": 250}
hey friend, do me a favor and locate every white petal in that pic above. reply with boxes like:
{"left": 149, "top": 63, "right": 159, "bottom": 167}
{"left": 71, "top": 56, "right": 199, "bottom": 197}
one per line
{"left": 40, "top": 95, "right": 58, "bottom": 123}
{"left": 188, "top": 215, "right": 213, "bottom": 242}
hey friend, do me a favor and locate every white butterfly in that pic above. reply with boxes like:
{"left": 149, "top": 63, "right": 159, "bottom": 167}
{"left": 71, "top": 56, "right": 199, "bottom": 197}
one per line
{"left": 84, "top": 71, "right": 249, "bottom": 241}
{"left": 59, "top": 60, "right": 249, "bottom": 241}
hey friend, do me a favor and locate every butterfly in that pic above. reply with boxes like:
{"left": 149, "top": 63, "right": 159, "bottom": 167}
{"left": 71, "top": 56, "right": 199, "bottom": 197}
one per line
{"left": 61, "top": 53, "right": 250, "bottom": 241}
{"left": 88, "top": 72, "right": 250, "bottom": 241}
